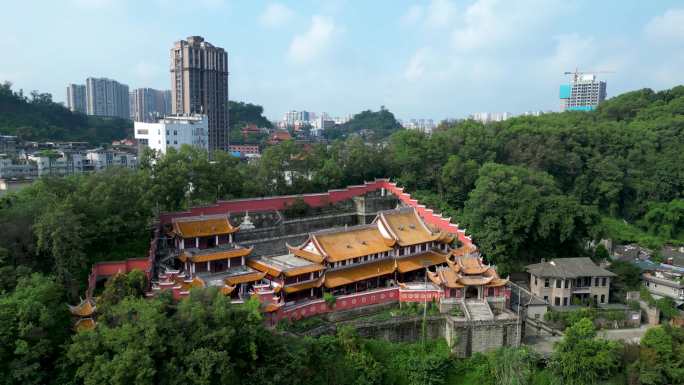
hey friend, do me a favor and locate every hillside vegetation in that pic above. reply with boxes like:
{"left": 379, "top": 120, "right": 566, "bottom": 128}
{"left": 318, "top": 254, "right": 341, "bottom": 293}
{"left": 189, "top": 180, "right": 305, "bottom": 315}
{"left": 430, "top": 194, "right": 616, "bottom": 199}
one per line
{"left": 0, "top": 81, "right": 132, "bottom": 144}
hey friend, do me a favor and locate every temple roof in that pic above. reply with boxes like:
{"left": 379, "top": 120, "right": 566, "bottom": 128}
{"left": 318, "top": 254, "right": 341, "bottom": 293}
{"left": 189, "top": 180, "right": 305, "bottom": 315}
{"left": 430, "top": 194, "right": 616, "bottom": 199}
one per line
{"left": 429, "top": 256, "right": 509, "bottom": 288}
{"left": 377, "top": 208, "right": 441, "bottom": 246}
{"left": 74, "top": 318, "right": 96, "bottom": 332}
{"left": 311, "top": 225, "right": 395, "bottom": 262}
{"left": 68, "top": 298, "right": 96, "bottom": 317}
{"left": 456, "top": 254, "right": 490, "bottom": 275}
{"left": 196, "top": 265, "right": 266, "bottom": 286}
{"left": 179, "top": 246, "right": 253, "bottom": 263}
{"left": 395, "top": 251, "right": 448, "bottom": 273}
{"left": 247, "top": 254, "right": 324, "bottom": 278}
{"left": 287, "top": 244, "right": 326, "bottom": 264}
{"left": 172, "top": 214, "right": 239, "bottom": 238}
{"left": 324, "top": 259, "right": 395, "bottom": 288}
{"left": 283, "top": 277, "right": 324, "bottom": 294}
{"left": 428, "top": 268, "right": 464, "bottom": 288}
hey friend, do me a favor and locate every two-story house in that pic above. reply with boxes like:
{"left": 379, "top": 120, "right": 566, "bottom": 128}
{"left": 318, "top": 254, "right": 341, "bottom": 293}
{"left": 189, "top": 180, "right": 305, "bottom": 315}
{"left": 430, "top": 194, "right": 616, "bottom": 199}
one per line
{"left": 526, "top": 257, "right": 616, "bottom": 307}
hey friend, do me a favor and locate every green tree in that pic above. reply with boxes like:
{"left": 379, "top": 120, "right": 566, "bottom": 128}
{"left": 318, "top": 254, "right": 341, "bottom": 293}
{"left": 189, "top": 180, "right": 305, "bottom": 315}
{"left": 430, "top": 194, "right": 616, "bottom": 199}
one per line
{"left": 549, "top": 318, "right": 621, "bottom": 385}
{"left": 34, "top": 201, "right": 87, "bottom": 299}
{"left": 0, "top": 273, "right": 70, "bottom": 385}
{"left": 463, "top": 163, "right": 598, "bottom": 269}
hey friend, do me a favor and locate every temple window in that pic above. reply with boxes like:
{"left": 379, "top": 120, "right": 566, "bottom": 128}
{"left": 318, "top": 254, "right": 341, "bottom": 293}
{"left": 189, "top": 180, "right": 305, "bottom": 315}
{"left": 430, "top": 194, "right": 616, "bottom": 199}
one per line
{"left": 488, "top": 288, "right": 494, "bottom": 297}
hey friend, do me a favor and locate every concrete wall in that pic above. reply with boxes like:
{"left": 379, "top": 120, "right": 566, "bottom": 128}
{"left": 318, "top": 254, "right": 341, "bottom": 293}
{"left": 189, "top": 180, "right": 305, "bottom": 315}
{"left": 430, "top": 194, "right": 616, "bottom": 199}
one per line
{"left": 447, "top": 317, "right": 521, "bottom": 357}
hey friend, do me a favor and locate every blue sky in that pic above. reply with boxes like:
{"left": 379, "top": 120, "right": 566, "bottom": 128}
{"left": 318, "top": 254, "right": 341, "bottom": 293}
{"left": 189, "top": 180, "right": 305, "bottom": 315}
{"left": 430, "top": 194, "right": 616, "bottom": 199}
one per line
{"left": 2, "top": 0, "right": 684, "bottom": 120}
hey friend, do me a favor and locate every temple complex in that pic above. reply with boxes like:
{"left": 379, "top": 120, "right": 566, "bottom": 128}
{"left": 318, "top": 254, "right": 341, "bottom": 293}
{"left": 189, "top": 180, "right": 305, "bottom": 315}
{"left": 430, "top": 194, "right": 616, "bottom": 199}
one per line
{"left": 79, "top": 179, "right": 521, "bottom": 355}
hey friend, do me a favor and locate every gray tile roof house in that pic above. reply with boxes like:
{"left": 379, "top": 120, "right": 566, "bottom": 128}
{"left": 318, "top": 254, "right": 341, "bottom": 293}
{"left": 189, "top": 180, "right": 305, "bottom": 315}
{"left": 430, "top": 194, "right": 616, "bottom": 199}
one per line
{"left": 526, "top": 257, "right": 616, "bottom": 307}
{"left": 526, "top": 257, "right": 616, "bottom": 278}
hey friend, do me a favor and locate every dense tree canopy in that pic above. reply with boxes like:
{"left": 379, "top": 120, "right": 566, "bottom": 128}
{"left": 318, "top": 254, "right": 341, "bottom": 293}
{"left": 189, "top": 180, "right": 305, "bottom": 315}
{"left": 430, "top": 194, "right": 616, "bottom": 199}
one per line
{"left": 325, "top": 107, "right": 402, "bottom": 140}
{"left": 0, "top": 81, "right": 131, "bottom": 144}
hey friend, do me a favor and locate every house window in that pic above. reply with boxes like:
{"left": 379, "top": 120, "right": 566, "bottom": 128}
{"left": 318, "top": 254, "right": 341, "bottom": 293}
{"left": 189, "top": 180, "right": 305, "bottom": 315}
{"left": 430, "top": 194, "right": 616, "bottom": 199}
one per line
{"left": 544, "top": 279, "right": 550, "bottom": 288}
{"left": 595, "top": 277, "right": 600, "bottom": 287}
{"left": 565, "top": 279, "right": 570, "bottom": 288}
{"left": 602, "top": 277, "right": 607, "bottom": 286}
{"left": 535, "top": 313, "right": 540, "bottom": 319}
{"left": 554, "top": 297, "right": 560, "bottom": 306}
{"left": 556, "top": 279, "right": 561, "bottom": 288}
{"left": 563, "top": 297, "right": 568, "bottom": 306}
{"left": 534, "top": 276, "right": 538, "bottom": 286}
{"left": 600, "top": 294, "right": 605, "bottom": 304}
{"left": 543, "top": 296, "right": 548, "bottom": 302}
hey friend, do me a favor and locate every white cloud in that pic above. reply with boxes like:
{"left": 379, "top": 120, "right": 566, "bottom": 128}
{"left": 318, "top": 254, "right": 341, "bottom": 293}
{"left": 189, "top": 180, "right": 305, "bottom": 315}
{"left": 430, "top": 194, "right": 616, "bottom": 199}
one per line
{"left": 645, "top": 8, "right": 684, "bottom": 42}
{"left": 401, "top": 5, "right": 424, "bottom": 26}
{"left": 404, "top": 48, "right": 430, "bottom": 81}
{"left": 288, "top": 16, "right": 336, "bottom": 64}
{"left": 426, "top": 0, "right": 457, "bottom": 28}
{"left": 259, "top": 3, "right": 294, "bottom": 28}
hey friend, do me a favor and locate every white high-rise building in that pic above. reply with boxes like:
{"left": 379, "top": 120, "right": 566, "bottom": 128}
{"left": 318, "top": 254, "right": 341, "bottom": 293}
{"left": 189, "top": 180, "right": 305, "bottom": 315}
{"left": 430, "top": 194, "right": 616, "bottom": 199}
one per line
{"left": 66, "top": 84, "right": 86, "bottom": 113}
{"left": 134, "top": 114, "right": 208, "bottom": 155}
{"left": 560, "top": 73, "right": 607, "bottom": 111}
{"left": 85, "top": 77, "right": 130, "bottom": 119}
{"left": 469, "top": 112, "right": 512, "bottom": 124}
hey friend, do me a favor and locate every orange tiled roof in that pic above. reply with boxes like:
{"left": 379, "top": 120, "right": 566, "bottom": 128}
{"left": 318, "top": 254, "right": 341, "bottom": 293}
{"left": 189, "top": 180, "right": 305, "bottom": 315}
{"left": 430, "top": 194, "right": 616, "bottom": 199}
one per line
{"left": 324, "top": 259, "right": 395, "bottom": 288}
{"left": 283, "top": 277, "right": 324, "bottom": 294}
{"left": 221, "top": 284, "right": 236, "bottom": 295}
{"left": 458, "top": 276, "right": 495, "bottom": 286}
{"left": 395, "top": 251, "right": 448, "bottom": 273}
{"left": 225, "top": 271, "right": 266, "bottom": 286}
{"left": 180, "top": 247, "right": 253, "bottom": 263}
{"left": 428, "top": 268, "right": 464, "bottom": 288}
{"left": 378, "top": 209, "right": 440, "bottom": 246}
{"left": 74, "top": 318, "right": 96, "bottom": 332}
{"left": 287, "top": 244, "right": 326, "bottom": 264}
{"left": 313, "top": 226, "right": 395, "bottom": 262}
{"left": 248, "top": 255, "right": 325, "bottom": 278}
{"left": 457, "top": 255, "right": 489, "bottom": 275}
{"left": 68, "top": 299, "right": 96, "bottom": 317}
{"left": 172, "top": 215, "right": 238, "bottom": 238}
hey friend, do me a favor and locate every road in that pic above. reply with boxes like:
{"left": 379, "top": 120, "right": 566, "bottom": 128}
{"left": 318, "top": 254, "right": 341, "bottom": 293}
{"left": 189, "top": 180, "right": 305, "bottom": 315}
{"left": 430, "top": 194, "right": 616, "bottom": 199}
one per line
{"left": 523, "top": 324, "right": 654, "bottom": 356}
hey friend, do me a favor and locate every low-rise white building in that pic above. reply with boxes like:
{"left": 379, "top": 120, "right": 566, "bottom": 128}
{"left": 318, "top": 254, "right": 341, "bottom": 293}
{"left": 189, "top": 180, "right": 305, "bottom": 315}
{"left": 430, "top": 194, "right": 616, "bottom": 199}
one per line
{"left": 134, "top": 114, "right": 208, "bottom": 155}
{"left": 643, "top": 270, "right": 684, "bottom": 304}
{"left": 85, "top": 149, "right": 137, "bottom": 170}
{"left": 28, "top": 152, "right": 85, "bottom": 177}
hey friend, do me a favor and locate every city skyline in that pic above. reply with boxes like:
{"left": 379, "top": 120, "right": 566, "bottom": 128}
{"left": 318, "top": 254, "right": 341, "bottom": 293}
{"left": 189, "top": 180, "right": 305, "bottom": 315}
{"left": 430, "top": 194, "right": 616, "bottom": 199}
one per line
{"left": 2, "top": 1, "right": 684, "bottom": 121}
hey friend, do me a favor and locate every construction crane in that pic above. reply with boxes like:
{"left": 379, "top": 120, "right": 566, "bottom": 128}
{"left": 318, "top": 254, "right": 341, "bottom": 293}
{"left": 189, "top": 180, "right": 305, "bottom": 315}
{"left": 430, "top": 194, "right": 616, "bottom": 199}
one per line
{"left": 563, "top": 68, "right": 615, "bottom": 82}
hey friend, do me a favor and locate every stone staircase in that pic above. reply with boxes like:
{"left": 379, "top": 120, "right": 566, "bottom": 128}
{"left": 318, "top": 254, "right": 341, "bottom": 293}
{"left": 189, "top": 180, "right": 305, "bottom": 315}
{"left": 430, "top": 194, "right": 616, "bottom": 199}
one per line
{"left": 464, "top": 300, "right": 494, "bottom": 321}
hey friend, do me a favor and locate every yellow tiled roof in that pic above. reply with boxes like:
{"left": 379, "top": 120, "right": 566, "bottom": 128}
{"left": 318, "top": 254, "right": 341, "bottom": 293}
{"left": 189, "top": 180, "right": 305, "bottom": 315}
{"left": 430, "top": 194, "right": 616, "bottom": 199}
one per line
{"left": 180, "top": 247, "right": 253, "bottom": 263}
{"left": 225, "top": 271, "right": 266, "bottom": 286}
{"left": 380, "top": 209, "right": 439, "bottom": 246}
{"left": 314, "top": 226, "right": 395, "bottom": 262}
{"left": 172, "top": 215, "right": 238, "bottom": 238}
{"left": 324, "top": 259, "right": 395, "bottom": 288}
{"left": 283, "top": 277, "right": 324, "bottom": 293}
{"left": 395, "top": 251, "right": 448, "bottom": 273}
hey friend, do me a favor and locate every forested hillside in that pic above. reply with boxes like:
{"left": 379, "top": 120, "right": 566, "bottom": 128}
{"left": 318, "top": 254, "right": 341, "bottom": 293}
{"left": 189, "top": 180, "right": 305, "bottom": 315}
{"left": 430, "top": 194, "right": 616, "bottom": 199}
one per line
{"left": 0, "top": 82, "right": 131, "bottom": 144}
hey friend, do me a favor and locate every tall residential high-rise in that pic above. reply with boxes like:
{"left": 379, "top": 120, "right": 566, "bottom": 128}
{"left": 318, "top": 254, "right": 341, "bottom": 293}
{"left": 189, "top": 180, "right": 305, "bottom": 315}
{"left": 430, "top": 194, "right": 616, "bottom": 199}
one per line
{"left": 560, "top": 73, "right": 607, "bottom": 111}
{"left": 130, "top": 88, "right": 172, "bottom": 122}
{"left": 66, "top": 84, "right": 86, "bottom": 113}
{"left": 170, "top": 36, "right": 229, "bottom": 151}
{"left": 85, "top": 77, "right": 130, "bottom": 119}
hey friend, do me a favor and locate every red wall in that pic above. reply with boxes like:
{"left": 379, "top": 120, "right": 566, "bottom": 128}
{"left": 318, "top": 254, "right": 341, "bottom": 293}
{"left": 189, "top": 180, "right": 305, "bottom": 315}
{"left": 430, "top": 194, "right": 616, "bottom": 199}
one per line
{"left": 158, "top": 178, "right": 474, "bottom": 248}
